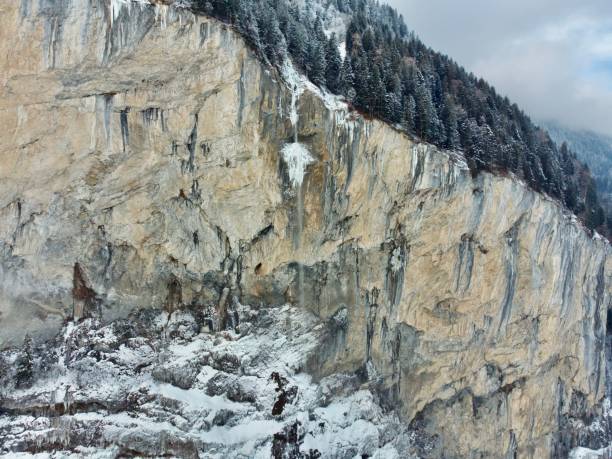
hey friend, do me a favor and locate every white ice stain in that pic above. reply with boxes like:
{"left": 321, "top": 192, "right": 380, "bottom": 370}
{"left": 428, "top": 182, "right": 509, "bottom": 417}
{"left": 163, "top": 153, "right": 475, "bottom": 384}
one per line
{"left": 338, "top": 41, "right": 347, "bottom": 61}
{"left": 282, "top": 61, "right": 305, "bottom": 129}
{"left": 281, "top": 142, "right": 315, "bottom": 188}
{"left": 390, "top": 247, "right": 403, "bottom": 273}
{"left": 281, "top": 61, "right": 316, "bottom": 188}
{"left": 110, "top": 0, "right": 151, "bottom": 25}
{"left": 155, "top": 4, "right": 169, "bottom": 29}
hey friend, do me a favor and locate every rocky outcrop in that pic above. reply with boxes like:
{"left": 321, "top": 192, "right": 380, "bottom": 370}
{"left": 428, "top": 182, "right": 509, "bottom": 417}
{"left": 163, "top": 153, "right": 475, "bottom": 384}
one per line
{"left": 1, "top": 1, "right": 611, "bottom": 457}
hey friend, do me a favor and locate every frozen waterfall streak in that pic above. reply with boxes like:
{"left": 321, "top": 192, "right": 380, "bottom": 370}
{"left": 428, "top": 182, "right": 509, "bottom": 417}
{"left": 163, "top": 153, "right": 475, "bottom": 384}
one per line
{"left": 110, "top": 0, "right": 148, "bottom": 25}
{"left": 281, "top": 63, "right": 315, "bottom": 309}
{"left": 110, "top": 0, "right": 167, "bottom": 29}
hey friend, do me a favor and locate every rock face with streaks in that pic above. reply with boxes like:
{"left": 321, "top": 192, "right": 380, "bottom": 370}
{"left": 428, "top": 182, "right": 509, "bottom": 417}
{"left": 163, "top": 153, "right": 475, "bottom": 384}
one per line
{"left": 1, "top": 1, "right": 611, "bottom": 458}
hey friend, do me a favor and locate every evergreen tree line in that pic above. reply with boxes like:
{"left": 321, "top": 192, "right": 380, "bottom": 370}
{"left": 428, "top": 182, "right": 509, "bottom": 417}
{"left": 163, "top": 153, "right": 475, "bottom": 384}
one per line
{"left": 192, "top": 0, "right": 608, "bottom": 235}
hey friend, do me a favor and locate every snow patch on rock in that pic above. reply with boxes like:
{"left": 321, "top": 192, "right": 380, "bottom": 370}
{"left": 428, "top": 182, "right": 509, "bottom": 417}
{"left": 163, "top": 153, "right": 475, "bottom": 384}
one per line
{"left": 0, "top": 303, "right": 419, "bottom": 458}
{"left": 570, "top": 446, "right": 612, "bottom": 459}
{"left": 110, "top": 0, "right": 151, "bottom": 24}
{"left": 281, "top": 142, "right": 315, "bottom": 188}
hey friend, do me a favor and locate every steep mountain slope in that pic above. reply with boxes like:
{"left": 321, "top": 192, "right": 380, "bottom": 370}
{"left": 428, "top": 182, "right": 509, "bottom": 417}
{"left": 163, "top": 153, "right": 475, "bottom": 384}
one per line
{"left": 194, "top": 0, "right": 608, "bottom": 236}
{"left": 0, "top": 1, "right": 610, "bottom": 458}
{"left": 542, "top": 121, "right": 612, "bottom": 193}
{"left": 542, "top": 121, "right": 612, "bottom": 229}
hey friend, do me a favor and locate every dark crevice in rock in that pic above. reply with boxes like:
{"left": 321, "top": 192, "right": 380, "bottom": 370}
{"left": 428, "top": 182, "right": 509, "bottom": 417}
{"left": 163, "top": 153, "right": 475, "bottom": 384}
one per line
{"left": 72, "top": 263, "right": 100, "bottom": 320}
{"left": 141, "top": 107, "right": 160, "bottom": 126}
{"left": 270, "top": 372, "right": 298, "bottom": 416}
{"left": 120, "top": 107, "right": 130, "bottom": 151}
{"left": 251, "top": 224, "right": 275, "bottom": 246}
{"left": 271, "top": 421, "right": 321, "bottom": 459}
{"left": 365, "top": 288, "right": 380, "bottom": 362}
{"left": 455, "top": 234, "right": 475, "bottom": 294}
{"left": 165, "top": 276, "right": 183, "bottom": 314}
{"left": 190, "top": 179, "right": 202, "bottom": 201}
{"left": 193, "top": 231, "right": 199, "bottom": 246}
{"left": 498, "top": 217, "right": 523, "bottom": 335}
{"left": 199, "top": 22, "right": 210, "bottom": 45}
{"left": 182, "top": 114, "right": 198, "bottom": 174}
{"left": 237, "top": 59, "right": 246, "bottom": 127}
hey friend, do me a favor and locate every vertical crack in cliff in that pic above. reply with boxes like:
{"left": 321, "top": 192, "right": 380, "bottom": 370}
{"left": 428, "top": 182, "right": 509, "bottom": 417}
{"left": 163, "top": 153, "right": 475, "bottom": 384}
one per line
{"left": 559, "top": 243, "right": 578, "bottom": 318}
{"left": 588, "top": 259, "right": 607, "bottom": 395}
{"left": 498, "top": 219, "right": 521, "bottom": 335}
{"left": 120, "top": 107, "right": 130, "bottom": 152}
{"left": 183, "top": 114, "right": 198, "bottom": 174}
{"left": 455, "top": 234, "right": 475, "bottom": 294}
{"left": 237, "top": 59, "right": 246, "bottom": 128}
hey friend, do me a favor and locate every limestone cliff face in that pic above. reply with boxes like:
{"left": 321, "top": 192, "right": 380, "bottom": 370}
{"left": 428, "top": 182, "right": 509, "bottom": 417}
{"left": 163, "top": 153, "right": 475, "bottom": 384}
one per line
{"left": 1, "top": 1, "right": 611, "bottom": 457}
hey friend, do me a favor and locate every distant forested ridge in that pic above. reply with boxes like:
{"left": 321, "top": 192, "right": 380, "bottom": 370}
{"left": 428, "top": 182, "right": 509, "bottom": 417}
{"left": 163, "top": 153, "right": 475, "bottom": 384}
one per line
{"left": 192, "top": 0, "right": 609, "bottom": 237}
{"left": 543, "top": 121, "right": 612, "bottom": 234}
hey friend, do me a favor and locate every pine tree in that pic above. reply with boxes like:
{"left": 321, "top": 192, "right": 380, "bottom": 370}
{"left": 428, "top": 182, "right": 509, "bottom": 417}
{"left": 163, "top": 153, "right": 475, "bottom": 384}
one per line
{"left": 261, "top": 14, "right": 286, "bottom": 64}
{"left": 441, "top": 96, "right": 460, "bottom": 149}
{"left": 236, "top": 5, "right": 261, "bottom": 55}
{"left": 384, "top": 91, "right": 402, "bottom": 124}
{"left": 367, "top": 64, "right": 386, "bottom": 115}
{"left": 339, "top": 58, "right": 356, "bottom": 101}
{"left": 402, "top": 95, "right": 416, "bottom": 133}
{"left": 325, "top": 34, "right": 342, "bottom": 93}
{"left": 15, "top": 334, "right": 34, "bottom": 389}
{"left": 414, "top": 82, "right": 436, "bottom": 141}
{"left": 352, "top": 54, "right": 369, "bottom": 109}
{"left": 287, "top": 20, "right": 307, "bottom": 69}
{"left": 307, "top": 40, "right": 327, "bottom": 87}
{"left": 0, "top": 353, "right": 9, "bottom": 392}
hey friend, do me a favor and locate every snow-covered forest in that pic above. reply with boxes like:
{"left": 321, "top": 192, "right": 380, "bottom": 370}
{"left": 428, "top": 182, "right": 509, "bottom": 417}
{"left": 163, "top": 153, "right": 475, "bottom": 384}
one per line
{"left": 193, "top": 0, "right": 609, "bottom": 235}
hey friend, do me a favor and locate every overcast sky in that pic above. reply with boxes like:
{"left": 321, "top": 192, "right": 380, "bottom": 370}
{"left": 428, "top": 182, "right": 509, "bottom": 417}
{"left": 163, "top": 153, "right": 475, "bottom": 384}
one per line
{"left": 385, "top": 0, "right": 612, "bottom": 137}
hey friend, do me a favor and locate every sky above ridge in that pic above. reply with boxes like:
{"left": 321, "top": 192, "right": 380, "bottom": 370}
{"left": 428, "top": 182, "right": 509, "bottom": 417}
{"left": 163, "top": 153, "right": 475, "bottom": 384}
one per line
{"left": 385, "top": 0, "right": 612, "bottom": 136}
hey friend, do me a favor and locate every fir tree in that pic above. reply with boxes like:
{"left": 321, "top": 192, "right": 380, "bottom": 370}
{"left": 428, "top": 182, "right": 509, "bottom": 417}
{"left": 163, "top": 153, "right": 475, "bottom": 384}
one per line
{"left": 325, "top": 34, "right": 343, "bottom": 93}
{"left": 307, "top": 40, "right": 327, "bottom": 87}
{"left": 15, "top": 334, "right": 34, "bottom": 389}
{"left": 339, "top": 58, "right": 356, "bottom": 101}
{"left": 441, "top": 96, "right": 460, "bottom": 149}
{"left": 402, "top": 95, "right": 416, "bottom": 133}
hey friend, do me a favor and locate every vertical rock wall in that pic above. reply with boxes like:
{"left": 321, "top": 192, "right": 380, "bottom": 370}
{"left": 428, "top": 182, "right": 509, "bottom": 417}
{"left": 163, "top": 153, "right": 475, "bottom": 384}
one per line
{"left": 0, "top": 1, "right": 610, "bottom": 457}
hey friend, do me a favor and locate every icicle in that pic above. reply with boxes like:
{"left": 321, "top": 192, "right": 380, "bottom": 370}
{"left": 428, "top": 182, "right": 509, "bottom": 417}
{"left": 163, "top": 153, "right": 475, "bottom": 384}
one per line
{"left": 110, "top": 0, "right": 152, "bottom": 26}
{"left": 155, "top": 4, "right": 168, "bottom": 29}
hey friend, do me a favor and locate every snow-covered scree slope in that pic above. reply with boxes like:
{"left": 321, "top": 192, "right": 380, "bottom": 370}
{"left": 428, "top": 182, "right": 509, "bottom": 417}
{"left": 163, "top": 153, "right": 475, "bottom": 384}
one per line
{"left": 0, "top": 304, "right": 422, "bottom": 458}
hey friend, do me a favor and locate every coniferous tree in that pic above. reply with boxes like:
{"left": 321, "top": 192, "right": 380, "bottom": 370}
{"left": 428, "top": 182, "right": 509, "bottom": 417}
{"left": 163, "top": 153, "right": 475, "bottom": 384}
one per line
{"left": 352, "top": 54, "right": 369, "bottom": 109}
{"left": 236, "top": 5, "right": 261, "bottom": 55}
{"left": 339, "top": 58, "right": 356, "bottom": 102}
{"left": 286, "top": 16, "right": 307, "bottom": 68}
{"left": 441, "top": 96, "right": 460, "bottom": 149}
{"left": 368, "top": 64, "right": 386, "bottom": 115}
{"left": 325, "top": 34, "right": 343, "bottom": 93}
{"left": 414, "top": 82, "right": 436, "bottom": 141}
{"left": 15, "top": 334, "right": 34, "bottom": 389}
{"left": 402, "top": 95, "right": 416, "bottom": 133}
{"left": 307, "top": 40, "right": 327, "bottom": 87}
